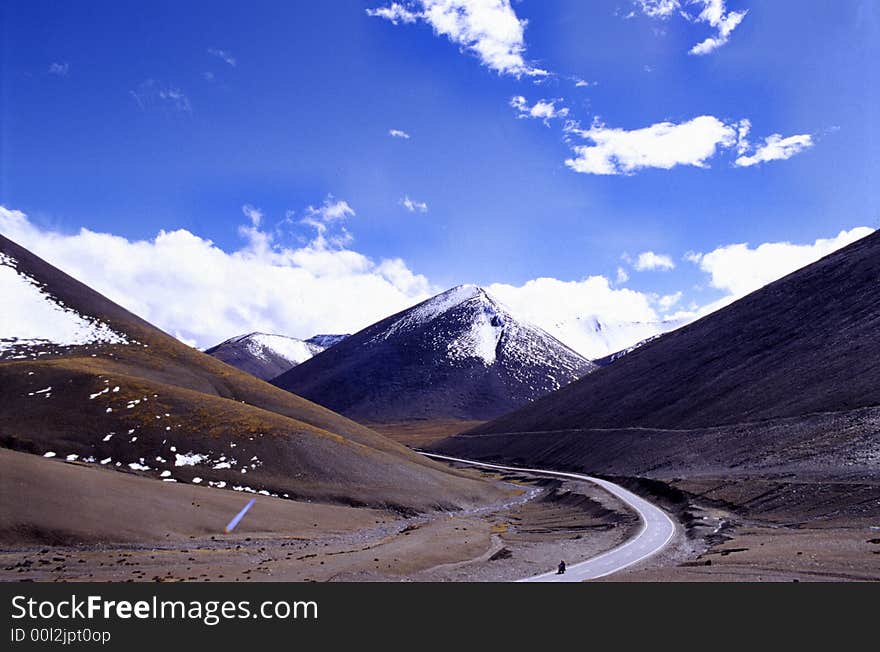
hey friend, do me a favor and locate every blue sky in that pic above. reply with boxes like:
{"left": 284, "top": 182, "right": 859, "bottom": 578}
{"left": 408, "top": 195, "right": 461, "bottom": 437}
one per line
{"left": 1, "top": 1, "right": 877, "bottom": 354}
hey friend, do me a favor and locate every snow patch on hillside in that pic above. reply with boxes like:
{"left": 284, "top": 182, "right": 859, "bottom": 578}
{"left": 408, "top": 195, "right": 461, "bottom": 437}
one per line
{"left": 0, "top": 252, "right": 128, "bottom": 352}
{"left": 244, "top": 333, "right": 318, "bottom": 364}
{"left": 305, "top": 333, "right": 349, "bottom": 349}
{"left": 447, "top": 306, "right": 504, "bottom": 365}
{"left": 211, "top": 331, "right": 325, "bottom": 366}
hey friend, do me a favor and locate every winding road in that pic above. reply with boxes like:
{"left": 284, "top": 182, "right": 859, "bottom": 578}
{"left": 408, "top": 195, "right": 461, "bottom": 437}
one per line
{"left": 422, "top": 453, "right": 676, "bottom": 582}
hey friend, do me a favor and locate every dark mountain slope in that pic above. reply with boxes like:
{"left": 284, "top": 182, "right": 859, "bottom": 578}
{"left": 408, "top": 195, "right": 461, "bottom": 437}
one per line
{"left": 438, "top": 231, "right": 880, "bottom": 476}
{"left": 273, "top": 285, "right": 596, "bottom": 422}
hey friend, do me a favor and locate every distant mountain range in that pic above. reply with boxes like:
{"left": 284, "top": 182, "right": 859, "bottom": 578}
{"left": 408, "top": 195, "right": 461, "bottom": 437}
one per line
{"left": 533, "top": 314, "right": 688, "bottom": 361}
{"left": 437, "top": 230, "right": 880, "bottom": 479}
{"left": 273, "top": 285, "right": 596, "bottom": 423}
{"left": 205, "top": 332, "right": 348, "bottom": 380}
{"left": 0, "top": 234, "right": 503, "bottom": 512}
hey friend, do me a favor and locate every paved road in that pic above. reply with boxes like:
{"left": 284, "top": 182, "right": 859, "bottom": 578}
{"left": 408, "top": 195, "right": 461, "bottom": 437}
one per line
{"left": 422, "top": 453, "right": 676, "bottom": 582}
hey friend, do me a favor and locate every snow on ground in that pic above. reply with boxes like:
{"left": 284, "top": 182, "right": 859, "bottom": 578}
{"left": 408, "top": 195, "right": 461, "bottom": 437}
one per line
{"left": 39, "top": 443, "right": 282, "bottom": 499}
{"left": 446, "top": 306, "right": 504, "bottom": 365}
{"left": 245, "top": 333, "right": 317, "bottom": 363}
{"left": 0, "top": 252, "right": 128, "bottom": 352}
{"left": 174, "top": 452, "right": 207, "bottom": 467}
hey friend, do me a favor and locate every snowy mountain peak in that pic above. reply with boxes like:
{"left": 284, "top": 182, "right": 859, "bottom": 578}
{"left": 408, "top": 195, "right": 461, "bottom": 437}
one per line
{"left": 374, "top": 284, "right": 589, "bottom": 370}
{"left": 274, "top": 285, "right": 598, "bottom": 422}
{"left": 207, "top": 332, "right": 325, "bottom": 380}
{"left": 377, "top": 284, "right": 511, "bottom": 347}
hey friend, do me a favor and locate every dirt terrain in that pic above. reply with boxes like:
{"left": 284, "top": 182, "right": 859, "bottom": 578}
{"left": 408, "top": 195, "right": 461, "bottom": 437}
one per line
{"left": 596, "top": 474, "right": 880, "bottom": 581}
{"left": 0, "top": 449, "right": 639, "bottom": 582}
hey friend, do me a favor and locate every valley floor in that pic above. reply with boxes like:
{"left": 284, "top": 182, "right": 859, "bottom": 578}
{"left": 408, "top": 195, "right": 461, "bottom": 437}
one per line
{"left": 0, "top": 449, "right": 639, "bottom": 582}
{"left": 368, "top": 419, "right": 485, "bottom": 448}
{"left": 5, "top": 446, "right": 876, "bottom": 581}
{"left": 596, "top": 475, "right": 880, "bottom": 581}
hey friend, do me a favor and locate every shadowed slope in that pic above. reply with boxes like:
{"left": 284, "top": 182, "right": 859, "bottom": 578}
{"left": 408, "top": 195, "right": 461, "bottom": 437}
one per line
{"left": 438, "top": 231, "right": 880, "bottom": 477}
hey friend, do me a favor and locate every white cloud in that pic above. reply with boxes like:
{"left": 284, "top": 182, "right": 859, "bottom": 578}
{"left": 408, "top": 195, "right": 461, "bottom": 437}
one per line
{"left": 130, "top": 80, "right": 191, "bottom": 113}
{"left": 400, "top": 196, "right": 429, "bottom": 213}
{"left": 656, "top": 291, "right": 682, "bottom": 310}
{"left": 735, "top": 133, "right": 814, "bottom": 167}
{"left": 686, "top": 227, "right": 874, "bottom": 299}
{"left": 735, "top": 118, "right": 751, "bottom": 154}
{"left": 510, "top": 96, "right": 569, "bottom": 125}
{"left": 389, "top": 129, "right": 411, "bottom": 139}
{"left": 565, "top": 115, "right": 737, "bottom": 175}
{"left": 634, "top": 251, "right": 675, "bottom": 271}
{"left": 207, "top": 48, "right": 237, "bottom": 67}
{"left": 632, "top": 0, "right": 747, "bottom": 55}
{"left": 48, "top": 62, "right": 69, "bottom": 76}
{"left": 367, "top": 0, "right": 548, "bottom": 77}
{"left": 307, "top": 196, "right": 355, "bottom": 223}
{"left": 296, "top": 196, "right": 357, "bottom": 250}
{"left": 615, "top": 267, "right": 629, "bottom": 284}
{"left": 564, "top": 115, "right": 814, "bottom": 175}
{"left": 688, "top": 0, "right": 748, "bottom": 56}
{"left": 635, "top": 1, "right": 680, "bottom": 18}
{"left": 0, "top": 205, "right": 434, "bottom": 350}
{"left": 242, "top": 204, "right": 263, "bottom": 227}
{"left": 367, "top": 2, "right": 420, "bottom": 24}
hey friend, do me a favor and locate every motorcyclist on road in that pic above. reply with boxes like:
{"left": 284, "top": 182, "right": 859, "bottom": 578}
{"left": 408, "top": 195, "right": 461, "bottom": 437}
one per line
{"left": 557, "top": 560, "right": 566, "bottom": 574}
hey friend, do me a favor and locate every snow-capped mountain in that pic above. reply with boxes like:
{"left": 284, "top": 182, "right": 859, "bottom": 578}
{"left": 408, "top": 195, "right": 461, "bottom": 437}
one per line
{"left": 273, "top": 285, "right": 597, "bottom": 422}
{"left": 205, "top": 332, "right": 346, "bottom": 381}
{"left": 541, "top": 315, "right": 687, "bottom": 361}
